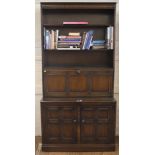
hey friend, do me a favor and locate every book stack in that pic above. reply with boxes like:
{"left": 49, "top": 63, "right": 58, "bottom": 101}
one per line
{"left": 57, "top": 32, "right": 81, "bottom": 50}
{"left": 106, "top": 26, "right": 114, "bottom": 49}
{"left": 82, "top": 30, "right": 94, "bottom": 50}
{"left": 92, "top": 40, "right": 106, "bottom": 49}
{"left": 44, "top": 28, "right": 59, "bottom": 49}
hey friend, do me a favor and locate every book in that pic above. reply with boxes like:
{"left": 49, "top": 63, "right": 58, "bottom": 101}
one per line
{"left": 110, "top": 26, "right": 114, "bottom": 49}
{"left": 58, "top": 40, "right": 81, "bottom": 43}
{"left": 58, "top": 36, "right": 81, "bottom": 39}
{"left": 93, "top": 45, "right": 106, "bottom": 49}
{"left": 51, "top": 30, "right": 55, "bottom": 49}
{"left": 45, "top": 29, "right": 50, "bottom": 49}
{"left": 82, "top": 30, "right": 94, "bottom": 50}
{"left": 93, "top": 40, "right": 106, "bottom": 44}
{"left": 106, "top": 26, "right": 113, "bottom": 49}
{"left": 63, "top": 22, "right": 88, "bottom": 24}
{"left": 68, "top": 32, "right": 80, "bottom": 36}
{"left": 43, "top": 28, "right": 46, "bottom": 49}
{"left": 57, "top": 48, "right": 80, "bottom": 50}
{"left": 81, "top": 32, "right": 86, "bottom": 49}
{"left": 55, "top": 30, "right": 59, "bottom": 49}
{"left": 59, "top": 38, "right": 81, "bottom": 42}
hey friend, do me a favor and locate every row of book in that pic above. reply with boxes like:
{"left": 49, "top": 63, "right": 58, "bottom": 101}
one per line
{"left": 58, "top": 32, "right": 81, "bottom": 50}
{"left": 44, "top": 26, "right": 114, "bottom": 50}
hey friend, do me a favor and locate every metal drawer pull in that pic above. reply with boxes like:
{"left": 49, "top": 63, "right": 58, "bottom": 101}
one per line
{"left": 82, "top": 119, "right": 85, "bottom": 123}
{"left": 43, "top": 69, "right": 47, "bottom": 73}
{"left": 76, "top": 99, "right": 83, "bottom": 102}
{"left": 73, "top": 120, "right": 77, "bottom": 123}
{"left": 76, "top": 69, "right": 81, "bottom": 74}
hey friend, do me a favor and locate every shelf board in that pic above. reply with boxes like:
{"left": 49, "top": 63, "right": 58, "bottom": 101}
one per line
{"left": 44, "top": 65, "right": 114, "bottom": 70}
{"left": 43, "top": 24, "right": 113, "bottom": 28}
{"left": 44, "top": 49, "right": 113, "bottom": 52}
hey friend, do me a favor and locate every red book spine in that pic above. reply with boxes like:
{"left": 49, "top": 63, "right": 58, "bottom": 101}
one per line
{"left": 63, "top": 22, "right": 88, "bottom": 24}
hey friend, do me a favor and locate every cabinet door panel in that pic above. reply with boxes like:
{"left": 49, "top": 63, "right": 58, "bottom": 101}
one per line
{"left": 42, "top": 105, "right": 77, "bottom": 144}
{"left": 80, "top": 105, "right": 115, "bottom": 144}
{"left": 43, "top": 68, "right": 113, "bottom": 97}
{"left": 91, "top": 72, "right": 113, "bottom": 97}
{"left": 43, "top": 71, "right": 67, "bottom": 97}
{"left": 69, "top": 75, "right": 87, "bottom": 91}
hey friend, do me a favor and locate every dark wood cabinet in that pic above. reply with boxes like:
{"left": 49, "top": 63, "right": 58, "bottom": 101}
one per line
{"left": 80, "top": 105, "right": 115, "bottom": 144}
{"left": 42, "top": 104, "right": 77, "bottom": 144}
{"left": 41, "top": 99, "right": 116, "bottom": 151}
{"left": 43, "top": 67, "right": 113, "bottom": 97}
{"left": 40, "top": 2, "right": 117, "bottom": 152}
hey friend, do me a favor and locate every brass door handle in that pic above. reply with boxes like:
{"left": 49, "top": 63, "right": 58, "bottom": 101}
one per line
{"left": 76, "top": 69, "right": 81, "bottom": 74}
{"left": 81, "top": 119, "right": 85, "bottom": 123}
{"left": 76, "top": 99, "right": 83, "bottom": 102}
{"left": 73, "top": 119, "right": 77, "bottom": 123}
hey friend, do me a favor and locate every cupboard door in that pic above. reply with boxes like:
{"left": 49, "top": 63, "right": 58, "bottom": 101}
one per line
{"left": 90, "top": 70, "right": 113, "bottom": 97}
{"left": 80, "top": 104, "right": 115, "bottom": 144}
{"left": 42, "top": 105, "right": 77, "bottom": 144}
{"left": 43, "top": 68, "right": 113, "bottom": 97}
{"left": 43, "top": 69, "right": 67, "bottom": 97}
{"left": 68, "top": 70, "right": 89, "bottom": 96}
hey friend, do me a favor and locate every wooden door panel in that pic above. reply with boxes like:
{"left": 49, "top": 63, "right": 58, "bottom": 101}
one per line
{"left": 91, "top": 75, "right": 113, "bottom": 97}
{"left": 43, "top": 68, "right": 113, "bottom": 97}
{"left": 92, "top": 76, "right": 112, "bottom": 91}
{"left": 69, "top": 75, "right": 87, "bottom": 91}
{"left": 44, "top": 70, "right": 67, "bottom": 97}
{"left": 80, "top": 104, "right": 115, "bottom": 144}
{"left": 47, "top": 75, "right": 65, "bottom": 91}
{"left": 43, "top": 105, "right": 77, "bottom": 144}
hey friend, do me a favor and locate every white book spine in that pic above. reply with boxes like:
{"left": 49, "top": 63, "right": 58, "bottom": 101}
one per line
{"left": 56, "top": 30, "right": 59, "bottom": 49}
{"left": 110, "top": 26, "right": 114, "bottom": 49}
{"left": 82, "top": 33, "right": 88, "bottom": 50}
{"left": 43, "top": 28, "right": 46, "bottom": 49}
{"left": 106, "top": 27, "right": 111, "bottom": 49}
{"left": 51, "top": 30, "right": 55, "bottom": 49}
{"left": 45, "top": 30, "right": 50, "bottom": 49}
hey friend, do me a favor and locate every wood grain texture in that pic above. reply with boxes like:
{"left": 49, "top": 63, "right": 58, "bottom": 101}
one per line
{"left": 36, "top": 136, "right": 119, "bottom": 155}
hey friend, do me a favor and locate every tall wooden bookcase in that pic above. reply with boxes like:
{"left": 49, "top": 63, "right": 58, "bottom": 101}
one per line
{"left": 40, "top": 2, "right": 116, "bottom": 152}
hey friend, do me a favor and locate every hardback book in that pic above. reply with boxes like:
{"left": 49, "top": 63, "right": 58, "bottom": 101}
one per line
{"left": 63, "top": 21, "right": 88, "bottom": 24}
{"left": 106, "top": 26, "right": 113, "bottom": 49}
{"left": 45, "top": 29, "right": 50, "bottom": 49}
{"left": 68, "top": 32, "right": 80, "bottom": 36}
{"left": 58, "top": 36, "right": 81, "bottom": 39}
{"left": 55, "top": 30, "right": 59, "bottom": 49}
{"left": 82, "top": 30, "right": 94, "bottom": 50}
{"left": 51, "top": 30, "right": 55, "bottom": 49}
{"left": 57, "top": 48, "right": 80, "bottom": 50}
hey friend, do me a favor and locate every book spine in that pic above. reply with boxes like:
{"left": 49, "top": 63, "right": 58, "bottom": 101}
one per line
{"left": 51, "top": 30, "right": 55, "bottom": 49}
{"left": 82, "top": 32, "right": 89, "bottom": 50}
{"left": 106, "top": 27, "right": 110, "bottom": 49}
{"left": 110, "top": 26, "right": 114, "bottom": 49}
{"left": 81, "top": 32, "right": 86, "bottom": 49}
{"left": 43, "top": 27, "right": 46, "bottom": 49}
{"left": 56, "top": 30, "right": 59, "bottom": 49}
{"left": 58, "top": 36, "right": 81, "bottom": 39}
{"left": 45, "top": 30, "right": 50, "bottom": 49}
{"left": 59, "top": 38, "right": 81, "bottom": 41}
{"left": 57, "top": 48, "right": 80, "bottom": 50}
{"left": 58, "top": 40, "right": 81, "bottom": 43}
{"left": 63, "top": 22, "right": 88, "bottom": 24}
{"left": 69, "top": 32, "right": 80, "bottom": 36}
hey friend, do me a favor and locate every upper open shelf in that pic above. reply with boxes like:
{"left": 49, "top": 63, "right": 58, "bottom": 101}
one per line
{"left": 43, "top": 24, "right": 114, "bottom": 28}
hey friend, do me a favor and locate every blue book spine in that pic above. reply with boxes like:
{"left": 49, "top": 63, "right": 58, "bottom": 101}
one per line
{"left": 85, "top": 31, "right": 94, "bottom": 50}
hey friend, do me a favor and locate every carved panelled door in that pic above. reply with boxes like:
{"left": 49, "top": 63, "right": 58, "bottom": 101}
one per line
{"left": 43, "top": 105, "right": 77, "bottom": 144}
{"left": 80, "top": 105, "right": 115, "bottom": 144}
